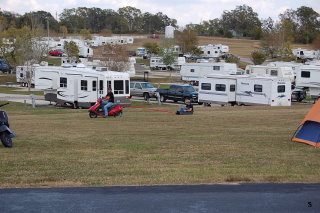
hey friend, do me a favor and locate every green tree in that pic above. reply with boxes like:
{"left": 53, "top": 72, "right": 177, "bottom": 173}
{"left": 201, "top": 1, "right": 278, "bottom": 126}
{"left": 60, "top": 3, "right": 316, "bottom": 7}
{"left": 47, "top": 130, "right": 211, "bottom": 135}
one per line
{"left": 143, "top": 42, "right": 160, "bottom": 55}
{"left": 221, "top": 4, "right": 261, "bottom": 38}
{"left": 251, "top": 51, "right": 266, "bottom": 65}
{"left": 118, "top": 6, "right": 142, "bottom": 32}
{"left": 64, "top": 41, "right": 80, "bottom": 62}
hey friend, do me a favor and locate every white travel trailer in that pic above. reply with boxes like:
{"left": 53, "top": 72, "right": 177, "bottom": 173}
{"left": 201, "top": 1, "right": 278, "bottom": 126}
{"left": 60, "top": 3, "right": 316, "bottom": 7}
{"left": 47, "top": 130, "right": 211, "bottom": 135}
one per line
{"left": 34, "top": 65, "right": 130, "bottom": 108}
{"left": 245, "top": 65, "right": 295, "bottom": 83}
{"left": 295, "top": 65, "right": 320, "bottom": 98}
{"left": 292, "top": 48, "right": 319, "bottom": 60}
{"left": 150, "top": 56, "right": 186, "bottom": 70}
{"left": 198, "top": 44, "right": 229, "bottom": 58}
{"left": 198, "top": 74, "right": 291, "bottom": 106}
{"left": 16, "top": 62, "right": 49, "bottom": 87}
{"left": 180, "top": 62, "right": 239, "bottom": 83}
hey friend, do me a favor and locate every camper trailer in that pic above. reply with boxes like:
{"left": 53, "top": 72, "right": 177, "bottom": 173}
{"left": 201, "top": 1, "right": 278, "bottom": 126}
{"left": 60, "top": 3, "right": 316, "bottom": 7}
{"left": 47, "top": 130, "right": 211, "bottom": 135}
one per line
{"left": 295, "top": 65, "right": 320, "bottom": 98}
{"left": 16, "top": 62, "right": 49, "bottom": 87}
{"left": 293, "top": 48, "right": 319, "bottom": 60}
{"left": 198, "top": 74, "right": 291, "bottom": 106}
{"left": 180, "top": 62, "right": 239, "bottom": 84}
{"left": 245, "top": 65, "right": 295, "bottom": 83}
{"left": 35, "top": 65, "right": 130, "bottom": 108}
{"left": 198, "top": 44, "right": 229, "bottom": 58}
{"left": 150, "top": 56, "right": 186, "bottom": 70}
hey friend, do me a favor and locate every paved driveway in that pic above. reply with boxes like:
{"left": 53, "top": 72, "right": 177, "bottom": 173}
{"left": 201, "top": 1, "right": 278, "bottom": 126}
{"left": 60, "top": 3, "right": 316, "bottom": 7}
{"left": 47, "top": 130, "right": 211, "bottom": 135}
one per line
{"left": 0, "top": 183, "right": 319, "bottom": 213}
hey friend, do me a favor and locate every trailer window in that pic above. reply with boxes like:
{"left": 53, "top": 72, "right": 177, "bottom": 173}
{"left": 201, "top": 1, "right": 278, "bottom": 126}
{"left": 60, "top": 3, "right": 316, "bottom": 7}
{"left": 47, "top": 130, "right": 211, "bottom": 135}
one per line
{"left": 201, "top": 83, "right": 211, "bottom": 90}
{"left": 215, "top": 84, "right": 226, "bottom": 91}
{"left": 81, "top": 80, "right": 87, "bottom": 91}
{"left": 20, "top": 73, "right": 23, "bottom": 78}
{"left": 190, "top": 69, "right": 195, "bottom": 72}
{"left": 125, "top": 80, "right": 129, "bottom": 94}
{"left": 254, "top": 84, "right": 263, "bottom": 92}
{"left": 230, "top": 84, "right": 235, "bottom": 92}
{"left": 213, "top": 66, "right": 220, "bottom": 71}
{"left": 207, "top": 51, "right": 210, "bottom": 54}
{"left": 107, "top": 81, "right": 112, "bottom": 89}
{"left": 99, "top": 80, "right": 103, "bottom": 95}
{"left": 92, "top": 81, "right": 97, "bottom": 91}
{"left": 278, "top": 85, "right": 285, "bottom": 93}
{"left": 301, "top": 71, "right": 310, "bottom": 78}
{"left": 114, "top": 80, "right": 124, "bottom": 94}
{"left": 270, "top": 70, "right": 278, "bottom": 76}
{"left": 60, "top": 77, "right": 67, "bottom": 88}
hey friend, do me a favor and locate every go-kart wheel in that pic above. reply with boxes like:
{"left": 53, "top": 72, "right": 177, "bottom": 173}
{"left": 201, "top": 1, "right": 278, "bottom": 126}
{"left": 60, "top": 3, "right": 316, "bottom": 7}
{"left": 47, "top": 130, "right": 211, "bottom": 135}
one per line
{"left": 89, "top": 112, "right": 97, "bottom": 118}
{"left": 0, "top": 132, "right": 12, "bottom": 148}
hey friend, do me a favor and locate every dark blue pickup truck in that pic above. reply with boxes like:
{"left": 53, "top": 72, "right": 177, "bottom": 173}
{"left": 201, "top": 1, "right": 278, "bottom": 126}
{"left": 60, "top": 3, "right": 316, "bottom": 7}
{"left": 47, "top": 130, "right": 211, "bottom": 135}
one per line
{"left": 156, "top": 84, "right": 201, "bottom": 104}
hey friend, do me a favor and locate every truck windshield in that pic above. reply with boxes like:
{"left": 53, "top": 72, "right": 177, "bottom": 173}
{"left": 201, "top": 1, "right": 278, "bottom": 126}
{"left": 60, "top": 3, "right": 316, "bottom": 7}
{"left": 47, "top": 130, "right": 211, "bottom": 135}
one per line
{"left": 185, "top": 86, "right": 195, "bottom": 92}
{"left": 141, "top": 83, "right": 154, "bottom": 89}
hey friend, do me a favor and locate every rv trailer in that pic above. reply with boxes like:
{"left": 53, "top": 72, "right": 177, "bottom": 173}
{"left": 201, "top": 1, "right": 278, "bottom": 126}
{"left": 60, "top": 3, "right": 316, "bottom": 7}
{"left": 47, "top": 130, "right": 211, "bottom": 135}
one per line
{"left": 35, "top": 65, "right": 130, "bottom": 108}
{"left": 198, "top": 74, "right": 291, "bottom": 106}
{"left": 295, "top": 65, "right": 320, "bottom": 99}
{"left": 150, "top": 56, "right": 186, "bottom": 70}
{"left": 245, "top": 65, "right": 295, "bottom": 82}
{"left": 180, "top": 62, "right": 239, "bottom": 85}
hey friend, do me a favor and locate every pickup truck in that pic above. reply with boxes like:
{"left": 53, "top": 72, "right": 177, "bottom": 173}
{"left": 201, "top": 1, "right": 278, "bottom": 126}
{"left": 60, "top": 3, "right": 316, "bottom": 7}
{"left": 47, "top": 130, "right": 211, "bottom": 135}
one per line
{"left": 156, "top": 84, "right": 200, "bottom": 104}
{"left": 130, "top": 81, "right": 158, "bottom": 100}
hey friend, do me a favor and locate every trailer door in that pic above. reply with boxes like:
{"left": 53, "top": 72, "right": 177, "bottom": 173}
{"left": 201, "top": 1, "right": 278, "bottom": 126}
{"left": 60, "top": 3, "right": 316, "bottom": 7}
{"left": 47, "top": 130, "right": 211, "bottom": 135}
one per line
{"left": 228, "top": 80, "right": 236, "bottom": 102}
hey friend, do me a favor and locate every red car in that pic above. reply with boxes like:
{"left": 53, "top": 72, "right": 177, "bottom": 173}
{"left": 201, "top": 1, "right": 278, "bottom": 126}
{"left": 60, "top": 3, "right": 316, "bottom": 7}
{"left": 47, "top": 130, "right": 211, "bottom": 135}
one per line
{"left": 49, "top": 49, "right": 66, "bottom": 57}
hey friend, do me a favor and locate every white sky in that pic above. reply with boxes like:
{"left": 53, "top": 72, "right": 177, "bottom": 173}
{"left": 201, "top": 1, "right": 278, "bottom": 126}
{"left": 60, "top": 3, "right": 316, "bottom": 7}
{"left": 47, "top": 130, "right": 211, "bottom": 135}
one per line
{"left": 0, "top": 0, "right": 319, "bottom": 26}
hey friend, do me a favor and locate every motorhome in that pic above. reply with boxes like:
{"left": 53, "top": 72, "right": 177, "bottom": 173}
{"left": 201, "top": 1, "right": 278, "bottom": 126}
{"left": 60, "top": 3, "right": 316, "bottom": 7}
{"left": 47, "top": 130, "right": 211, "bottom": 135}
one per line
{"left": 295, "top": 65, "right": 320, "bottom": 98}
{"left": 245, "top": 65, "right": 295, "bottom": 83}
{"left": 198, "top": 74, "right": 291, "bottom": 106}
{"left": 180, "top": 62, "right": 239, "bottom": 84}
{"left": 150, "top": 56, "right": 186, "bottom": 70}
{"left": 34, "top": 65, "right": 130, "bottom": 108}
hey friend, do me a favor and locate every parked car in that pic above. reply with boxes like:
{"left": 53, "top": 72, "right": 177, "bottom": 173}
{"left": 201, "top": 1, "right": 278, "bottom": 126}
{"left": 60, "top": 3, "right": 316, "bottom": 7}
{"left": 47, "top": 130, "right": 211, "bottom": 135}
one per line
{"left": 156, "top": 84, "right": 201, "bottom": 104}
{"left": 0, "top": 59, "right": 10, "bottom": 73}
{"left": 49, "top": 49, "right": 66, "bottom": 57}
{"left": 130, "top": 81, "right": 158, "bottom": 100}
{"left": 291, "top": 88, "right": 307, "bottom": 102}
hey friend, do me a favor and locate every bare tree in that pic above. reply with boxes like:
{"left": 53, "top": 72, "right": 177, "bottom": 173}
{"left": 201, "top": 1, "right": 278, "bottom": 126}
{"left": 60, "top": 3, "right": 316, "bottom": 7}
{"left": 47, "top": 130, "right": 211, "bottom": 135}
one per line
{"left": 97, "top": 44, "right": 129, "bottom": 72}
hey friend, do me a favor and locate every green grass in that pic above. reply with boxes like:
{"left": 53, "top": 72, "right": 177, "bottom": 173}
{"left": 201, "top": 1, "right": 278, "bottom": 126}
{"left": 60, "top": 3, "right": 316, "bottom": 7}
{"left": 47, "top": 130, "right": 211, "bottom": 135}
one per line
{"left": 44, "top": 57, "right": 61, "bottom": 66}
{"left": 0, "top": 87, "right": 44, "bottom": 96}
{"left": 0, "top": 102, "right": 319, "bottom": 188}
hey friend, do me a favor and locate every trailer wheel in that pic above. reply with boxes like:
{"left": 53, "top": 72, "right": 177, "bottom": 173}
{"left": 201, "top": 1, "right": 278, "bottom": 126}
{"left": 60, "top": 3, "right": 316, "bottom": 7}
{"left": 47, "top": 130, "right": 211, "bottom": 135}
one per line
{"left": 89, "top": 112, "right": 97, "bottom": 118}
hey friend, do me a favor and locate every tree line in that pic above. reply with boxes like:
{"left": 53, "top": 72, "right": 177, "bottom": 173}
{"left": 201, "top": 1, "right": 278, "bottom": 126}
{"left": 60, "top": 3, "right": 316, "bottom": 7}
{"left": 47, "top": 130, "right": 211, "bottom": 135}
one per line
{"left": 0, "top": 6, "right": 177, "bottom": 34}
{"left": 0, "top": 4, "right": 319, "bottom": 44}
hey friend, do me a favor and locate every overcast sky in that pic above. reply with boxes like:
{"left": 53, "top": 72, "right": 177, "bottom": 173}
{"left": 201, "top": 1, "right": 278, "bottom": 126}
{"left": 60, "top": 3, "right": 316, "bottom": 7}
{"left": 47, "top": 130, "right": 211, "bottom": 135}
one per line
{"left": 1, "top": 0, "right": 319, "bottom": 26}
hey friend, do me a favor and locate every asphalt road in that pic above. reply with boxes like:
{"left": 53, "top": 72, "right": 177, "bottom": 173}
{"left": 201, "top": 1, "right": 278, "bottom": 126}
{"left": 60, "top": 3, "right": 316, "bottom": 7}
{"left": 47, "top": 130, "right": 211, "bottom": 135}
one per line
{"left": 0, "top": 183, "right": 319, "bottom": 213}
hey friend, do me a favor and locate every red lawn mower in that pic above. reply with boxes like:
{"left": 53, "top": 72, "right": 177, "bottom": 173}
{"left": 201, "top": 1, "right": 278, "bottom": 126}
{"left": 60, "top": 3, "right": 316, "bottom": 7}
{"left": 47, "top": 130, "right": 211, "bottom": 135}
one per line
{"left": 88, "top": 99, "right": 123, "bottom": 118}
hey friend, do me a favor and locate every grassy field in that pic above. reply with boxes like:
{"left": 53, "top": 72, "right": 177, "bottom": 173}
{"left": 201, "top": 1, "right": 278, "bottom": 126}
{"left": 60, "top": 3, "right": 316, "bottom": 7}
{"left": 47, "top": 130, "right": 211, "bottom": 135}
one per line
{"left": 0, "top": 101, "right": 319, "bottom": 188}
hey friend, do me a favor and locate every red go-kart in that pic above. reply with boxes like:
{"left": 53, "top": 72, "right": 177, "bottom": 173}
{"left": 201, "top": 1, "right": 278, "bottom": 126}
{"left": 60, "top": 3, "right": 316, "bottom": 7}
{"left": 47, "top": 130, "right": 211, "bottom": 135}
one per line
{"left": 88, "top": 99, "right": 123, "bottom": 118}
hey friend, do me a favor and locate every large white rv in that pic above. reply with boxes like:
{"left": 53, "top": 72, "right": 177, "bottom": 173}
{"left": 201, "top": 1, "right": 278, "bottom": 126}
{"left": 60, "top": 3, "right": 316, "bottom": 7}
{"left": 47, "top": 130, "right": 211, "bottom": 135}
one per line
{"left": 295, "top": 65, "right": 320, "bottom": 98}
{"left": 198, "top": 74, "right": 291, "bottom": 106}
{"left": 34, "top": 65, "right": 130, "bottom": 108}
{"left": 292, "top": 48, "right": 319, "bottom": 60}
{"left": 245, "top": 65, "right": 295, "bottom": 82}
{"left": 180, "top": 62, "right": 239, "bottom": 84}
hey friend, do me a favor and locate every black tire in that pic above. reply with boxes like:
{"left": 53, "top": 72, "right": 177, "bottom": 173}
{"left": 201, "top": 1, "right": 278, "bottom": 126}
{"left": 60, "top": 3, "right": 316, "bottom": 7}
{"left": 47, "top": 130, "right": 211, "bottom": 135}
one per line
{"left": 114, "top": 111, "right": 122, "bottom": 117}
{"left": 198, "top": 102, "right": 203, "bottom": 105}
{"left": 160, "top": 95, "right": 166, "bottom": 102}
{"left": 0, "top": 132, "right": 12, "bottom": 148}
{"left": 89, "top": 112, "right": 97, "bottom": 118}
{"left": 143, "top": 93, "right": 150, "bottom": 101}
